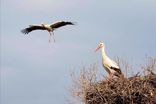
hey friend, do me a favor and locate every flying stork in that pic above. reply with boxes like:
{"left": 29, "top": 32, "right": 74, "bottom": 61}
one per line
{"left": 95, "top": 42, "right": 124, "bottom": 80}
{"left": 21, "top": 21, "right": 75, "bottom": 42}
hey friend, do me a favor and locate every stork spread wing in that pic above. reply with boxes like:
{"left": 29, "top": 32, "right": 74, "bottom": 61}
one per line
{"left": 50, "top": 21, "right": 74, "bottom": 29}
{"left": 21, "top": 25, "right": 46, "bottom": 34}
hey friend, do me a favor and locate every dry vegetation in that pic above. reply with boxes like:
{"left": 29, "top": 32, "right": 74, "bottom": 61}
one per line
{"left": 70, "top": 57, "right": 156, "bottom": 104}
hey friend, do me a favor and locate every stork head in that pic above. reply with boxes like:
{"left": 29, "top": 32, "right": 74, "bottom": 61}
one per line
{"left": 95, "top": 42, "right": 104, "bottom": 52}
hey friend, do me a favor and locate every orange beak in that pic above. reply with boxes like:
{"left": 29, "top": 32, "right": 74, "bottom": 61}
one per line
{"left": 95, "top": 45, "right": 101, "bottom": 52}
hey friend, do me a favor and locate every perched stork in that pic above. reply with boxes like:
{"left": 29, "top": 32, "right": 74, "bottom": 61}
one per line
{"left": 21, "top": 21, "right": 75, "bottom": 42}
{"left": 95, "top": 42, "right": 124, "bottom": 80}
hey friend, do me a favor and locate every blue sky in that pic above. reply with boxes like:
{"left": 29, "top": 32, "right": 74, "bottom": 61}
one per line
{"left": 1, "top": 0, "right": 156, "bottom": 104}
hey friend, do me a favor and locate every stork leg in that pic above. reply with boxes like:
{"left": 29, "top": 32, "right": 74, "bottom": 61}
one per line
{"left": 48, "top": 32, "right": 52, "bottom": 43}
{"left": 52, "top": 32, "right": 55, "bottom": 42}
{"left": 109, "top": 73, "right": 113, "bottom": 80}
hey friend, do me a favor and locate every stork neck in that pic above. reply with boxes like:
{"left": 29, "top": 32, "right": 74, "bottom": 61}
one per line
{"left": 101, "top": 47, "right": 107, "bottom": 59}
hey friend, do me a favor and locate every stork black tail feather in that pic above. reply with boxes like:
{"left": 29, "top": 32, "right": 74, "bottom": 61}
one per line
{"left": 110, "top": 66, "right": 124, "bottom": 79}
{"left": 110, "top": 66, "right": 122, "bottom": 75}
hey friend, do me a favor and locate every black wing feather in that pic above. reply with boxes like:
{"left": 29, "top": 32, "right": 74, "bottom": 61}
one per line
{"left": 21, "top": 25, "right": 46, "bottom": 34}
{"left": 110, "top": 66, "right": 122, "bottom": 75}
{"left": 50, "top": 21, "right": 74, "bottom": 29}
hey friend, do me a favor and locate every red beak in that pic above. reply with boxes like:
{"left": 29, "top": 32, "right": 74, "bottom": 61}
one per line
{"left": 95, "top": 46, "right": 101, "bottom": 52}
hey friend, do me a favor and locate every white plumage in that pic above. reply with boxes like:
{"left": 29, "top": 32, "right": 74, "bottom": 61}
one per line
{"left": 21, "top": 21, "right": 74, "bottom": 42}
{"left": 95, "top": 42, "right": 124, "bottom": 80}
